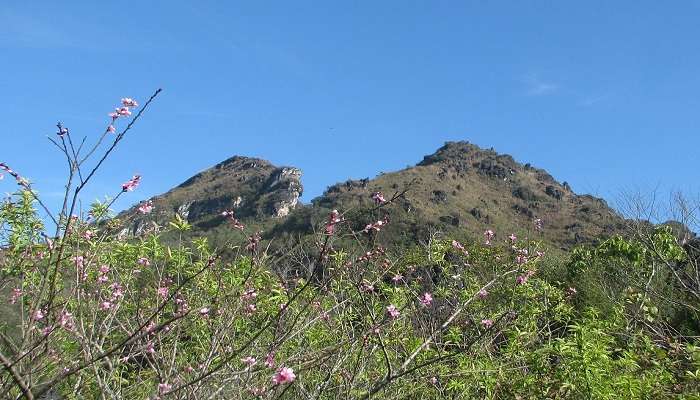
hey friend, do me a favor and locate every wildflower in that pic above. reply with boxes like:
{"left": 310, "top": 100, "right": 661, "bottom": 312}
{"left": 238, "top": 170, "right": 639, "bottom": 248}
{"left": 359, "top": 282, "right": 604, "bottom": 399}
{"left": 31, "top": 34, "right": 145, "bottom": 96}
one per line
{"left": 10, "top": 288, "right": 22, "bottom": 304}
{"left": 34, "top": 309, "right": 45, "bottom": 320}
{"left": 419, "top": 292, "right": 433, "bottom": 307}
{"left": 137, "top": 200, "right": 153, "bottom": 214}
{"left": 72, "top": 255, "right": 84, "bottom": 269}
{"left": 146, "top": 342, "right": 155, "bottom": 354}
{"left": 199, "top": 307, "right": 210, "bottom": 317}
{"left": 245, "top": 304, "right": 257, "bottom": 314}
{"left": 391, "top": 274, "right": 403, "bottom": 283}
{"left": 109, "top": 282, "right": 124, "bottom": 300}
{"left": 121, "top": 98, "right": 139, "bottom": 107}
{"left": 325, "top": 209, "right": 342, "bottom": 235}
{"left": 386, "top": 304, "right": 400, "bottom": 319}
{"left": 371, "top": 192, "right": 387, "bottom": 204}
{"left": 83, "top": 230, "right": 95, "bottom": 240}
{"left": 477, "top": 289, "right": 489, "bottom": 299}
{"left": 59, "top": 311, "right": 74, "bottom": 330}
{"left": 534, "top": 218, "right": 543, "bottom": 231}
{"left": 241, "top": 356, "right": 257, "bottom": 369}
{"left": 265, "top": 353, "right": 275, "bottom": 368}
{"left": 121, "top": 175, "right": 141, "bottom": 192}
{"left": 158, "top": 383, "right": 171, "bottom": 395}
{"left": 221, "top": 210, "right": 245, "bottom": 230}
{"left": 363, "top": 217, "right": 388, "bottom": 233}
{"left": 137, "top": 257, "right": 150, "bottom": 267}
{"left": 99, "top": 301, "right": 113, "bottom": 311}
{"left": 484, "top": 230, "right": 495, "bottom": 245}
{"left": 157, "top": 287, "right": 169, "bottom": 299}
{"left": 429, "top": 376, "right": 438, "bottom": 385}
{"left": 481, "top": 319, "right": 494, "bottom": 329}
{"left": 272, "top": 367, "right": 296, "bottom": 385}
{"left": 508, "top": 233, "right": 517, "bottom": 243}
{"left": 516, "top": 270, "right": 535, "bottom": 285}
{"left": 452, "top": 240, "right": 468, "bottom": 256}
{"left": 241, "top": 288, "right": 257, "bottom": 301}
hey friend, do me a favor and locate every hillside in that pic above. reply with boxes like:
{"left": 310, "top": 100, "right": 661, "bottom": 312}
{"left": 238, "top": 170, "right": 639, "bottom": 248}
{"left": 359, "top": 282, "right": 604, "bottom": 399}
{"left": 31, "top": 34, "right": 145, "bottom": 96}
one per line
{"left": 119, "top": 141, "right": 628, "bottom": 249}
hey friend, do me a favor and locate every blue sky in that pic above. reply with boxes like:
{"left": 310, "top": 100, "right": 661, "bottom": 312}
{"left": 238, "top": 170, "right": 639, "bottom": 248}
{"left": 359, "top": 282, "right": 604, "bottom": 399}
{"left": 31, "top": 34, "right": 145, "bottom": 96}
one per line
{"left": 2, "top": 1, "right": 699, "bottom": 224}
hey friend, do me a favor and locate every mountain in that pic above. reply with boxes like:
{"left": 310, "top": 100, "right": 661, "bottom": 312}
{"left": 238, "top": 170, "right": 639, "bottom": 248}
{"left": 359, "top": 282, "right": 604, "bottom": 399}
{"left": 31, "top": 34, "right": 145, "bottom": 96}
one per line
{"left": 119, "top": 141, "right": 628, "bottom": 250}
{"left": 118, "top": 155, "right": 302, "bottom": 236}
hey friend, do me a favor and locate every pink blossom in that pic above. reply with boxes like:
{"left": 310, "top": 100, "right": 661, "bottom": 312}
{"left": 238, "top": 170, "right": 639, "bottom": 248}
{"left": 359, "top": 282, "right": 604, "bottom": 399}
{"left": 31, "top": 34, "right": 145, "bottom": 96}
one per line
{"left": 429, "top": 376, "right": 438, "bottom": 385}
{"left": 121, "top": 98, "right": 139, "bottom": 107}
{"left": 137, "top": 257, "right": 150, "bottom": 266}
{"left": 158, "top": 383, "right": 171, "bottom": 395}
{"left": 386, "top": 304, "right": 400, "bottom": 319}
{"left": 121, "top": 175, "right": 141, "bottom": 192}
{"left": 245, "top": 303, "right": 257, "bottom": 315}
{"left": 272, "top": 367, "right": 296, "bottom": 385}
{"left": 157, "top": 287, "right": 169, "bottom": 299}
{"left": 99, "top": 301, "right": 113, "bottom": 311}
{"left": 59, "top": 311, "right": 74, "bottom": 330}
{"left": 508, "top": 233, "right": 517, "bottom": 243}
{"left": 481, "top": 319, "right": 494, "bottom": 329}
{"left": 484, "top": 230, "right": 495, "bottom": 245}
{"left": 419, "top": 292, "right": 433, "bottom": 307}
{"left": 452, "top": 240, "right": 469, "bottom": 256}
{"left": 199, "top": 307, "right": 210, "bottom": 317}
{"left": 146, "top": 342, "right": 155, "bottom": 354}
{"left": 391, "top": 274, "right": 403, "bottom": 283}
{"left": 117, "top": 107, "right": 131, "bottom": 116}
{"left": 10, "top": 288, "right": 22, "bottom": 304}
{"left": 324, "top": 209, "right": 342, "bottom": 235}
{"left": 477, "top": 289, "right": 489, "bottom": 299}
{"left": 265, "top": 352, "right": 275, "bottom": 368}
{"left": 371, "top": 192, "right": 387, "bottom": 205}
{"left": 137, "top": 200, "right": 153, "bottom": 214}
{"left": 363, "top": 217, "right": 388, "bottom": 233}
{"left": 107, "top": 125, "right": 116, "bottom": 133}
{"left": 241, "top": 356, "right": 257, "bottom": 369}
{"left": 241, "top": 288, "right": 257, "bottom": 301}
{"left": 516, "top": 270, "right": 535, "bottom": 285}
{"left": 72, "top": 256, "right": 85, "bottom": 269}
{"left": 34, "top": 309, "right": 45, "bottom": 320}
{"left": 109, "top": 283, "right": 124, "bottom": 300}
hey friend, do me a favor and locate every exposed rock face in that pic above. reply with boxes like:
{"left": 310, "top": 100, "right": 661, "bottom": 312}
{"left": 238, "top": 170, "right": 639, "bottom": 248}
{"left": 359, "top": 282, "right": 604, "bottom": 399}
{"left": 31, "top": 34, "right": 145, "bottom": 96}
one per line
{"left": 119, "top": 156, "right": 302, "bottom": 235}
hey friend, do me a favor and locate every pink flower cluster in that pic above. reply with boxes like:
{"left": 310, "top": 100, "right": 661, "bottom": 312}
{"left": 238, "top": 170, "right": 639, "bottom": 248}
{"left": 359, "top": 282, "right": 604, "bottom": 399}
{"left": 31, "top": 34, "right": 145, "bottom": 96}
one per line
{"left": 221, "top": 210, "right": 245, "bottom": 230}
{"left": 371, "top": 192, "right": 387, "bottom": 205}
{"left": 324, "top": 209, "right": 342, "bottom": 235}
{"left": 484, "top": 229, "right": 495, "bottom": 245}
{"left": 363, "top": 217, "right": 388, "bottom": 233}
{"left": 481, "top": 319, "right": 494, "bottom": 329}
{"left": 122, "top": 175, "right": 141, "bottom": 192}
{"left": 515, "top": 248, "right": 529, "bottom": 265}
{"left": 138, "top": 200, "right": 153, "bottom": 214}
{"left": 9, "top": 288, "right": 22, "bottom": 304}
{"left": 386, "top": 304, "right": 400, "bottom": 319}
{"left": 108, "top": 98, "right": 138, "bottom": 121}
{"left": 451, "top": 240, "right": 469, "bottom": 256}
{"left": 516, "top": 270, "right": 536, "bottom": 285}
{"left": 419, "top": 292, "right": 433, "bottom": 307}
{"left": 272, "top": 367, "right": 296, "bottom": 385}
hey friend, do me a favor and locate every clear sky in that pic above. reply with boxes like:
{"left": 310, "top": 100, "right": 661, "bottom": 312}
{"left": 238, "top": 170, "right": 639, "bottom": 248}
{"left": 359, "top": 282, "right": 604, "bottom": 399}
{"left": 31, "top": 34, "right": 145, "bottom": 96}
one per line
{"left": 2, "top": 1, "right": 699, "bottom": 223}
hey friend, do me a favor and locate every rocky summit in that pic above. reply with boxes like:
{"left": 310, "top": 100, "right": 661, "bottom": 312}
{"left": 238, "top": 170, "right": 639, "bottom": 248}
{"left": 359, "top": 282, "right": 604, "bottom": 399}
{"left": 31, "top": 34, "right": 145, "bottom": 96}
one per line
{"left": 120, "top": 141, "right": 628, "bottom": 249}
{"left": 119, "top": 156, "right": 302, "bottom": 236}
